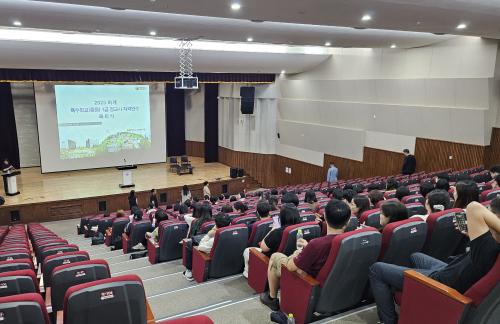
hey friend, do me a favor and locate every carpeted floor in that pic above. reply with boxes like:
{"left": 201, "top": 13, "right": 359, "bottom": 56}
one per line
{"left": 43, "top": 218, "right": 379, "bottom": 323}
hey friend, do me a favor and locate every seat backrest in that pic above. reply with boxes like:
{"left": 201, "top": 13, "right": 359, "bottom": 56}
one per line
{"left": 464, "top": 254, "right": 500, "bottom": 306}
{"left": 208, "top": 225, "right": 249, "bottom": 279}
{"left": 376, "top": 198, "right": 399, "bottom": 208}
{"left": 40, "top": 244, "right": 79, "bottom": 264}
{"left": 401, "top": 195, "right": 425, "bottom": 204}
{"left": 405, "top": 203, "right": 427, "bottom": 217}
{"left": 315, "top": 228, "right": 381, "bottom": 313}
{"left": 231, "top": 215, "right": 257, "bottom": 226}
{"left": 128, "top": 221, "right": 151, "bottom": 247}
{"left": 278, "top": 222, "right": 322, "bottom": 256}
{"left": 0, "top": 259, "right": 34, "bottom": 273}
{"left": 199, "top": 221, "right": 215, "bottom": 234}
{"left": 299, "top": 212, "right": 316, "bottom": 223}
{"left": 42, "top": 251, "right": 90, "bottom": 288}
{"left": 51, "top": 259, "right": 111, "bottom": 311}
{"left": 359, "top": 208, "right": 382, "bottom": 229}
{"left": 247, "top": 218, "right": 274, "bottom": 247}
{"left": 64, "top": 275, "right": 146, "bottom": 324}
{"left": 97, "top": 218, "right": 114, "bottom": 234}
{"left": 0, "top": 293, "right": 50, "bottom": 324}
{"left": 345, "top": 217, "right": 360, "bottom": 232}
{"left": 0, "top": 269, "right": 38, "bottom": 296}
{"left": 159, "top": 221, "right": 189, "bottom": 262}
{"left": 481, "top": 188, "right": 500, "bottom": 202}
{"left": 380, "top": 218, "right": 427, "bottom": 266}
{"left": 111, "top": 218, "right": 129, "bottom": 242}
{"left": 0, "top": 250, "right": 30, "bottom": 262}
{"left": 423, "top": 208, "right": 465, "bottom": 261}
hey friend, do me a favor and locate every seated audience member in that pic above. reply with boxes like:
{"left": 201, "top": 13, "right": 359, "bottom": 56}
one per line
{"left": 209, "top": 196, "right": 218, "bottom": 205}
{"left": 239, "top": 192, "right": 246, "bottom": 200}
{"left": 259, "top": 204, "right": 301, "bottom": 258}
{"left": 145, "top": 209, "right": 169, "bottom": 241}
{"left": 282, "top": 192, "right": 299, "bottom": 207}
{"left": 395, "top": 186, "right": 411, "bottom": 201}
{"left": 342, "top": 189, "right": 357, "bottom": 204}
{"left": 343, "top": 183, "right": 354, "bottom": 191}
{"left": 183, "top": 212, "right": 231, "bottom": 281}
{"left": 125, "top": 207, "right": 143, "bottom": 235}
{"left": 149, "top": 189, "right": 159, "bottom": 208}
{"left": 221, "top": 204, "right": 234, "bottom": 213}
{"left": 435, "top": 178, "right": 450, "bottom": 192}
{"left": 456, "top": 174, "right": 472, "bottom": 182}
{"left": 268, "top": 196, "right": 279, "bottom": 211}
{"left": 260, "top": 199, "right": 351, "bottom": 310}
{"left": 271, "top": 189, "right": 279, "bottom": 196}
{"left": 350, "top": 195, "right": 371, "bottom": 218}
{"left": 331, "top": 188, "right": 344, "bottom": 201}
{"left": 242, "top": 201, "right": 272, "bottom": 277}
{"left": 304, "top": 190, "right": 319, "bottom": 213}
{"left": 187, "top": 202, "right": 213, "bottom": 238}
{"left": 224, "top": 193, "right": 230, "bottom": 199}
{"left": 192, "top": 196, "right": 200, "bottom": 203}
{"left": 386, "top": 178, "right": 399, "bottom": 193}
{"left": 219, "top": 194, "right": 225, "bottom": 202}
{"left": 453, "top": 180, "right": 480, "bottom": 209}
{"left": 378, "top": 201, "right": 409, "bottom": 229}
{"left": 204, "top": 195, "right": 210, "bottom": 201}
{"left": 491, "top": 174, "right": 500, "bottom": 189}
{"left": 234, "top": 201, "right": 249, "bottom": 214}
{"left": 368, "top": 190, "right": 385, "bottom": 207}
{"left": 230, "top": 196, "right": 237, "bottom": 203}
{"left": 411, "top": 190, "right": 451, "bottom": 221}
{"left": 419, "top": 181, "right": 435, "bottom": 198}
{"left": 369, "top": 200, "right": 500, "bottom": 324}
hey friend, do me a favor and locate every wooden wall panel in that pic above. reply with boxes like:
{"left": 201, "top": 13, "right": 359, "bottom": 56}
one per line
{"left": 218, "top": 147, "right": 275, "bottom": 187}
{"left": 186, "top": 141, "right": 205, "bottom": 158}
{"left": 485, "top": 128, "right": 500, "bottom": 168}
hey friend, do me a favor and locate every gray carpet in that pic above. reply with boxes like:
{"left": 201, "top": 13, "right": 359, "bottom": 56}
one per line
{"left": 42, "top": 218, "right": 379, "bottom": 323}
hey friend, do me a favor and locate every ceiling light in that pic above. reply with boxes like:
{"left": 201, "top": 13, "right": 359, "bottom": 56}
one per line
{"left": 324, "top": 41, "right": 331, "bottom": 46}
{"left": 231, "top": 3, "right": 241, "bottom": 10}
{"left": 280, "top": 70, "right": 286, "bottom": 74}
{"left": 149, "top": 30, "right": 157, "bottom": 36}
{"left": 12, "top": 20, "right": 22, "bottom": 27}
{"left": 390, "top": 44, "right": 397, "bottom": 48}
{"left": 361, "top": 14, "right": 372, "bottom": 22}
{"left": 456, "top": 23, "right": 467, "bottom": 30}
{"left": 247, "top": 37, "right": 253, "bottom": 42}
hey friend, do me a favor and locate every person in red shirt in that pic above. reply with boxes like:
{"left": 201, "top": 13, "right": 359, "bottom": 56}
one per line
{"left": 260, "top": 199, "right": 352, "bottom": 310}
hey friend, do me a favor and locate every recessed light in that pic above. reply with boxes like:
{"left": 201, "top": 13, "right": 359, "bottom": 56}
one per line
{"left": 390, "top": 44, "right": 397, "bottom": 48}
{"left": 231, "top": 3, "right": 241, "bottom": 10}
{"left": 361, "top": 14, "right": 372, "bottom": 22}
{"left": 456, "top": 23, "right": 467, "bottom": 30}
{"left": 324, "top": 41, "right": 331, "bottom": 46}
{"left": 12, "top": 20, "right": 22, "bottom": 27}
{"left": 280, "top": 70, "right": 286, "bottom": 74}
{"left": 149, "top": 30, "right": 157, "bottom": 36}
{"left": 247, "top": 37, "right": 253, "bottom": 42}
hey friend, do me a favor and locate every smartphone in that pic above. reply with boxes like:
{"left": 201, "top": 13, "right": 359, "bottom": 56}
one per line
{"left": 272, "top": 215, "right": 281, "bottom": 229}
{"left": 454, "top": 211, "right": 468, "bottom": 232}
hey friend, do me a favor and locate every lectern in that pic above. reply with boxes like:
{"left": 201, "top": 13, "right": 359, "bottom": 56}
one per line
{"left": 2, "top": 170, "right": 21, "bottom": 196}
{"left": 117, "top": 165, "right": 137, "bottom": 188}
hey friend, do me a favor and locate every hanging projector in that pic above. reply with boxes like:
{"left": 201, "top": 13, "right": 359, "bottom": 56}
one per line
{"left": 175, "top": 39, "right": 198, "bottom": 89}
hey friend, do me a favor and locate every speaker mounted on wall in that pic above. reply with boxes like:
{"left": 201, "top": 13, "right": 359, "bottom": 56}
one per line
{"left": 240, "top": 86, "right": 255, "bottom": 114}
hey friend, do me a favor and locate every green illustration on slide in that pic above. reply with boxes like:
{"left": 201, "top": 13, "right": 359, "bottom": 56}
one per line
{"left": 60, "top": 132, "right": 151, "bottom": 159}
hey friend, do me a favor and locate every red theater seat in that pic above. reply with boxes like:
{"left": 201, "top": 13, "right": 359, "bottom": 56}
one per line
{"left": 0, "top": 269, "right": 38, "bottom": 296}
{"left": 423, "top": 208, "right": 465, "bottom": 261}
{"left": 279, "top": 228, "right": 382, "bottom": 323}
{"left": 42, "top": 251, "right": 90, "bottom": 288}
{"left": 480, "top": 188, "right": 500, "bottom": 202}
{"left": 247, "top": 218, "right": 273, "bottom": 247}
{"left": 0, "top": 293, "right": 50, "bottom": 324}
{"left": 157, "top": 315, "right": 214, "bottom": 324}
{"left": 148, "top": 220, "right": 188, "bottom": 264}
{"left": 401, "top": 194, "right": 425, "bottom": 204}
{"left": 359, "top": 208, "right": 382, "bottom": 229}
{"left": 122, "top": 220, "right": 151, "bottom": 253}
{"left": 398, "top": 254, "right": 500, "bottom": 324}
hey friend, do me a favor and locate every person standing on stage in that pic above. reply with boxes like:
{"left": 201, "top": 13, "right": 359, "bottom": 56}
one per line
{"left": 327, "top": 164, "right": 338, "bottom": 183}
{"left": 401, "top": 149, "right": 417, "bottom": 175}
{"left": 128, "top": 190, "right": 138, "bottom": 210}
{"left": 149, "top": 189, "right": 159, "bottom": 208}
{"left": 203, "top": 181, "right": 211, "bottom": 198}
{"left": 2, "top": 158, "right": 14, "bottom": 173}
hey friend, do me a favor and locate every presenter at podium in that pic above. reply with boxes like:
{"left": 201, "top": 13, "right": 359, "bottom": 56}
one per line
{"left": 2, "top": 158, "right": 20, "bottom": 196}
{"left": 2, "top": 158, "right": 14, "bottom": 173}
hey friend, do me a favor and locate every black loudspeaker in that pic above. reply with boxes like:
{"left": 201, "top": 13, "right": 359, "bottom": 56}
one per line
{"left": 159, "top": 193, "right": 167, "bottom": 203}
{"left": 10, "top": 210, "right": 20, "bottom": 222}
{"left": 237, "top": 168, "right": 245, "bottom": 177}
{"left": 98, "top": 201, "right": 107, "bottom": 212}
{"left": 230, "top": 167, "right": 238, "bottom": 178}
{"left": 222, "top": 184, "right": 228, "bottom": 194}
{"left": 240, "top": 86, "right": 255, "bottom": 114}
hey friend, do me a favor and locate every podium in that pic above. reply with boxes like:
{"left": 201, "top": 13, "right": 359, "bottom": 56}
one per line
{"left": 2, "top": 170, "right": 21, "bottom": 196}
{"left": 117, "top": 165, "right": 137, "bottom": 188}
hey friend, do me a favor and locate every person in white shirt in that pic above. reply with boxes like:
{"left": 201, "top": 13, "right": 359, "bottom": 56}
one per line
{"left": 183, "top": 212, "right": 231, "bottom": 281}
{"left": 181, "top": 185, "right": 192, "bottom": 204}
{"left": 203, "top": 181, "right": 211, "bottom": 198}
{"left": 411, "top": 189, "right": 451, "bottom": 221}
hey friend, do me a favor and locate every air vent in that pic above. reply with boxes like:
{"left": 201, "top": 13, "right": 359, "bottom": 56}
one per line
{"left": 250, "top": 19, "right": 265, "bottom": 23}
{"left": 352, "top": 26, "right": 367, "bottom": 30}
{"left": 109, "top": 7, "right": 127, "bottom": 11}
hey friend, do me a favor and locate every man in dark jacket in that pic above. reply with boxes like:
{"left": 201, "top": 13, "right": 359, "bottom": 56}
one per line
{"left": 401, "top": 149, "right": 416, "bottom": 175}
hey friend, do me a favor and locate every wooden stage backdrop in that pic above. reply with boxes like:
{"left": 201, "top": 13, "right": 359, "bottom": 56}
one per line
{"left": 0, "top": 157, "right": 258, "bottom": 225}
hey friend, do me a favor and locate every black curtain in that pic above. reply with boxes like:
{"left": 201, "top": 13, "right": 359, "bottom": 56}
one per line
{"left": 0, "top": 69, "right": 275, "bottom": 83}
{"left": 0, "top": 83, "right": 20, "bottom": 168}
{"left": 165, "top": 83, "right": 186, "bottom": 157}
{"left": 204, "top": 84, "right": 219, "bottom": 163}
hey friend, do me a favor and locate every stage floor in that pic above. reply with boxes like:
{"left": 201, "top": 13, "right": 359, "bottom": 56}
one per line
{"left": 2, "top": 157, "right": 231, "bottom": 207}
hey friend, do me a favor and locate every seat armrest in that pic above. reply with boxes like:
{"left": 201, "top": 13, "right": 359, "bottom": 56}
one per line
{"left": 45, "top": 287, "right": 52, "bottom": 311}
{"left": 399, "top": 270, "right": 472, "bottom": 324}
{"left": 147, "top": 237, "right": 159, "bottom": 264}
{"left": 146, "top": 301, "right": 155, "bottom": 323}
{"left": 56, "top": 311, "right": 63, "bottom": 324}
{"left": 248, "top": 248, "right": 270, "bottom": 293}
{"left": 280, "top": 266, "right": 320, "bottom": 324}
{"left": 192, "top": 247, "right": 211, "bottom": 283}
{"left": 122, "top": 233, "right": 129, "bottom": 254}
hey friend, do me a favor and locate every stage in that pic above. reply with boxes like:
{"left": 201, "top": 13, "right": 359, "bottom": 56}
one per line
{"left": 0, "top": 157, "right": 257, "bottom": 225}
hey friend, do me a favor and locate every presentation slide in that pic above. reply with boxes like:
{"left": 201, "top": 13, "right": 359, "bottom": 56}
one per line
{"left": 35, "top": 83, "right": 167, "bottom": 173}
{"left": 55, "top": 85, "right": 151, "bottom": 160}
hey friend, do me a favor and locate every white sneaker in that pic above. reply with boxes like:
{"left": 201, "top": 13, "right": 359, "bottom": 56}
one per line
{"left": 132, "top": 243, "right": 145, "bottom": 250}
{"left": 243, "top": 271, "right": 248, "bottom": 278}
{"left": 183, "top": 270, "right": 194, "bottom": 281}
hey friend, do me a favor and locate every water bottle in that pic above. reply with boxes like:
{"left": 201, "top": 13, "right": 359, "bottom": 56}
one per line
{"left": 287, "top": 313, "right": 295, "bottom": 324}
{"left": 296, "top": 229, "right": 303, "bottom": 250}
